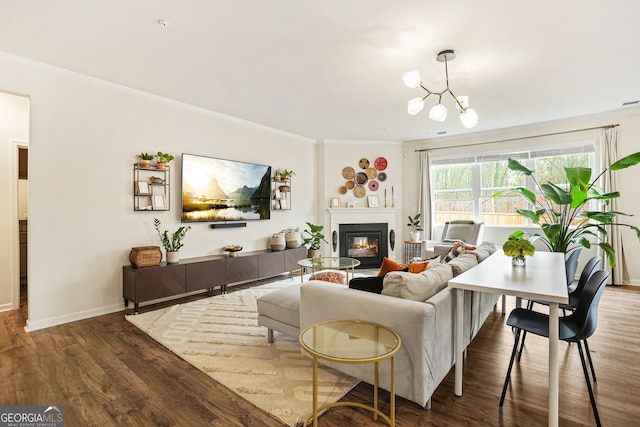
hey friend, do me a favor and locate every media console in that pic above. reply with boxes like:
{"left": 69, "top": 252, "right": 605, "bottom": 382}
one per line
{"left": 123, "top": 246, "right": 307, "bottom": 314}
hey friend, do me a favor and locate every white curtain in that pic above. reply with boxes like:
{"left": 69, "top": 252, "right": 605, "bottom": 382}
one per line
{"left": 418, "top": 151, "right": 432, "bottom": 239}
{"left": 601, "top": 126, "right": 629, "bottom": 285}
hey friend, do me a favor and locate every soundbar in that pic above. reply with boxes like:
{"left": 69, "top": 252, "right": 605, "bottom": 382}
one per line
{"left": 210, "top": 222, "right": 247, "bottom": 229}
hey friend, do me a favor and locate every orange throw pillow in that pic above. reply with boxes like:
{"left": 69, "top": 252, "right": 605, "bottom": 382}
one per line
{"left": 377, "top": 257, "right": 405, "bottom": 276}
{"left": 378, "top": 257, "right": 429, "bottom": 276}
{"left": 407, "top": 261, "right": 429, "bottom": 273}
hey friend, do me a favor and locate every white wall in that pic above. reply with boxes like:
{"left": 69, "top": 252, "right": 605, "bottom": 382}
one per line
{"left": 0, "top": 54, "right": 315, "bottom": 330}
{"left": 0, "top": 91, "right": 29, "bottom": 310}
{"left": 402, "top": 107, "right": 640, "bottom": 284}
{"left": 316, "top": 140, "right": 404, "bottom": 255}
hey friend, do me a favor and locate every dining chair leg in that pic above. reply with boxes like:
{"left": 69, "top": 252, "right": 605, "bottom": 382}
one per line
{"left": 500, "top": 328, "right": 522, "bottom": 407}
{"left": 584, "top": 339, "right": 597, "bottom": 383}
{"left": 517, "top": 331, "right": 527, "bottom": 362}
{"left": 577, "top": 341, "right": 602, "bottom": 427}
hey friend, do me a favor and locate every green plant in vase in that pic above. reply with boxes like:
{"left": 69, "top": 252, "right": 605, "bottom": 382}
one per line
{"left": 502, "top": 230, "right": 536, "bottom": 267}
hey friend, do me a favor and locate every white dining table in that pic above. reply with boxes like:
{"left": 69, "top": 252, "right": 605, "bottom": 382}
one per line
{"left": 448, "top": 250, "right": 568, "bottom": 427}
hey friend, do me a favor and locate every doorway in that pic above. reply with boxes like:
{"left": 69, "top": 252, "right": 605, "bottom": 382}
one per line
{"left": 0, "top": 90, "right": 30, "bottom": 320}
{"left": 18, "top": 147, "right": 28, "bottom": 312}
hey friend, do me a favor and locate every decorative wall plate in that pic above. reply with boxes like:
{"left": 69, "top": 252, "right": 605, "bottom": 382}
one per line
{"left": 355, "top": 172, "right": 368, "bottom": 185}
{"left": 353, "top": 185, "right": 366, "bottom": 198}
{"left": 342, "top": 166, "right": 355, "bottom": 180}
{"left": 374, "top": 157, "right": 388, "bottom": 171}
{"left": 368, "top": 180, "right": 379, "bottom": 191}
{"left": 359, "top": 158, "right": 370, "bottom": 169}
{"left": 365, "top": 167, "right": 377, "bottom": 179}
{"left": 338, "top": 186, "right": 347, "bottom": 194}
{"left": 345, "top": 180, "right": 355, "bottom": 189}
{"left": 377, "top": 172, "right": 387, "bottom": 182}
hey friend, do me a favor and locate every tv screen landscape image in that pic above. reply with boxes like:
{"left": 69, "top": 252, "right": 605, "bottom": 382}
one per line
{"left": 181, "top": 153, "right": 271, "bottom": 222}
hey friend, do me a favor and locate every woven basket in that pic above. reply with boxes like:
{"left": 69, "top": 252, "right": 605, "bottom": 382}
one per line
{"left": 129, "top": 246, "right": 162, "bottom": 268}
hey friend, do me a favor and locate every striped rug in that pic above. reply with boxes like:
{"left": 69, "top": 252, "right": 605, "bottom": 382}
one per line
{"left": 126, "top": 276, "right": 359, "bottom": 426}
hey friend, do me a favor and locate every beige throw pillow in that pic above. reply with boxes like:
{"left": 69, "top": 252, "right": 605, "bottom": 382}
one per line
{"left": 382, "top": 263, "right": 453, "bottom": 301}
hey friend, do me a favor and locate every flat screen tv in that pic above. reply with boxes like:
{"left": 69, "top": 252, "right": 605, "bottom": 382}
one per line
{"left": 181, "top": 153, "right": 271, "bottom": 222}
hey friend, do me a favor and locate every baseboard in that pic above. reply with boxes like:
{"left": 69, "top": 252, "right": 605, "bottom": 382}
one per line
{"left": 0, "top": 302, "right": 14, "bottom": 312}
{"left": 24, "top": 302, "right": 123, "bottom": 332}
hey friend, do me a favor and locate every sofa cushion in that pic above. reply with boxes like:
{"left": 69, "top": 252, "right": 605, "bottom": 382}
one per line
{"left": 348, "top": 276, "right": 384, "bottom": 294}
{"left": 381, "top": 263, "right": 453, "bottom": 301}
{"left": 309, "top": 270, "right": 347, "bottom": 284}
{"left": 447, "top": 253, "right": 479, "bottom": 276}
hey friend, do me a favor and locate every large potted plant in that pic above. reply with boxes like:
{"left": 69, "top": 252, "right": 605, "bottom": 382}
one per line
{"left": 493, "top": 153, "right": 640, "bottom": 267}
{"left": 303, "top": 221, "right": 328, "bottom": 258}
{"left": 154, "top": 218, "right": 191, "bottom": 263}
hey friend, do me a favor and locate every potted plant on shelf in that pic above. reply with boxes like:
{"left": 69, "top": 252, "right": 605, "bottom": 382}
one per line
{"left": 303, "top": 221, "right": 328, "bottom": 258}
{"left": 154, "top": 218, "right": 191, "bottom": 263}
{"left": 407, "top": 214, "right": 423, "bottom": 242}
{"left": 138, "top": 152, "right": 154, "bottom": 169}
{"left": 274, "top": 167, "right": 295, "bottom": 182}
{"left": 502, "top": 230, "right": 536, "bottom": 267}
{"left": 155, "top": 152, "right": 174, "bottom": 170}
{"left": 493, "top": 153, "right": 640, "bottom": 267}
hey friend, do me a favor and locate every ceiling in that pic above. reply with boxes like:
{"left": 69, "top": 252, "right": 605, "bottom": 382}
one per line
{"left": 1, "top": 1, "right": 639, "bottom": 142}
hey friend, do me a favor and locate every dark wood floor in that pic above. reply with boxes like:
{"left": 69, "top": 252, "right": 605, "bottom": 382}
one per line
{"left": 2, "top": 275, "right": 639, "bottom": 426}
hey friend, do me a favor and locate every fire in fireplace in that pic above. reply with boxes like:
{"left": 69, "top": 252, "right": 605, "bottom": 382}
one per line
{"left": 339, "top": 223, "right": 388, "bottom": 268}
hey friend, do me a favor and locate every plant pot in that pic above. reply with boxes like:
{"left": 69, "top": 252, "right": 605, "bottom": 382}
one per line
{"left": 410, "top": 231, "right": 421, "bottom": 242}
{"left": 156, "top": 161, "right": 167, "bottom": 170}
{"left": 166, "top": 251, "right": 179, "bottom": 264}
{"left": 139, "top": 159, "right": 152, "bottom": 169}
{"left": 307, "top": 248, "right": 320, "bottom": 258}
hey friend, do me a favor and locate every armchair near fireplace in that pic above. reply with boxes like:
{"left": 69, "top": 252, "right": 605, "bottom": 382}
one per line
{"left": 424, "top": 220, "right": 484, "bottom": 259}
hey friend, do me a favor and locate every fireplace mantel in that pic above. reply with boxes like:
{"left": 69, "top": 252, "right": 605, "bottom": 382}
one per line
{"left": 327, "top": 208, "right": 399, "bottom": 260}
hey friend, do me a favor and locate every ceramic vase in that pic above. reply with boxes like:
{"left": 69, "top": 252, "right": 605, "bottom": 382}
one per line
{"left": 166, "top": 251, "right": 179, "bottom": 264}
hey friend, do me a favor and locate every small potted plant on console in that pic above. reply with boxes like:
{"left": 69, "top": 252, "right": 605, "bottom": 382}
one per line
{"left": 154, "top": 218, "right": 191, "bottom": 263}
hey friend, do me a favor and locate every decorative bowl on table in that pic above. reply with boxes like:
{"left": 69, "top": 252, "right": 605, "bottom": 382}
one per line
{"left": 223, "top": 245, "right": 243, "bottom": 257}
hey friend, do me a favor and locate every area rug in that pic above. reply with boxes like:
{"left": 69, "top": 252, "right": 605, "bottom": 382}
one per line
{"left": 126, "top": 276, "right": 359, "bottom": 426}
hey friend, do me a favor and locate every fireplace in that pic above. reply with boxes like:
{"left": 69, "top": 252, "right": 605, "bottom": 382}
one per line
{"left": 339, "top": 223, "right": 388, "bottom": 268}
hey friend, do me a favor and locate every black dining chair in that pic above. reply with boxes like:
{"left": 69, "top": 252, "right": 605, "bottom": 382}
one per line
{"left": 517, "top": 249, "right": 584, "bottom": 359}
{"left": 518, "top": 256, "right": 602, "bottom": 373}
{"left": 499, "top": 269, "right": 609, "bottom": 427}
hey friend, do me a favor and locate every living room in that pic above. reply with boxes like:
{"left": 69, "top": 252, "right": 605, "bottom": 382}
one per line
{"left": 1, "top": 2, "right": 640, "bottom": 425}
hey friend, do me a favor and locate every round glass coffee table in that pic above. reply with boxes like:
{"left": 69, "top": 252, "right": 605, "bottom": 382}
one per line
{"left": 297, "top": 257, "right": 361, "bottom": 283}
{"left": 299, "top": 319, "right": 401, "bottom": 426}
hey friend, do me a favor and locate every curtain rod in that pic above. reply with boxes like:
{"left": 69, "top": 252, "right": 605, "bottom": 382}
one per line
{"left": 414, "top": 123, "right": 619, "bottom": 152}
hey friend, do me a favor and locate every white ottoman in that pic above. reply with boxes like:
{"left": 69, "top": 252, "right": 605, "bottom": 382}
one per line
{"left": 257, "top": 284, "right": 302, "bottom": 343}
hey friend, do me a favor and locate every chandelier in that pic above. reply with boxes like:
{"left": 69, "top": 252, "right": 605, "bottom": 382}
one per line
{"left": 403, "top": 49, "right": 478, "bottom": 129}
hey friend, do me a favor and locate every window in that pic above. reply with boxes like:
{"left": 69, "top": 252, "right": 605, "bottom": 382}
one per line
{"left": 431, "top": 145, "right": 595, "bottom": 226}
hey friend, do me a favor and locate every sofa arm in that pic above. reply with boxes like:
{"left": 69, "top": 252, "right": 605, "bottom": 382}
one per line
{"left": 300, "top": 282, "right": 439, "bottom": 408}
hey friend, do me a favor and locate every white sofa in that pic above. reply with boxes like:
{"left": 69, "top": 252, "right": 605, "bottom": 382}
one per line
{"left": 299, "top": 245, "right": 499, "bottom": 409}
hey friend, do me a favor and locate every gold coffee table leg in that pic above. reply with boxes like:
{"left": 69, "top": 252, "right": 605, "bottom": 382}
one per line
{"left": 312, "top": 356, "right": 318, "bottom": 426}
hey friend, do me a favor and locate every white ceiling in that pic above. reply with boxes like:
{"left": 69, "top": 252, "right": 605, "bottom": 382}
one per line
{"left": 1, "top": 1, "right": 639, "bottom": 141}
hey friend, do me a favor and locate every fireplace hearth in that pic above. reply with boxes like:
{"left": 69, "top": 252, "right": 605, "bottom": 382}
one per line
{"left": 339, "top": 223, "right": 388, "bottom": 268}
